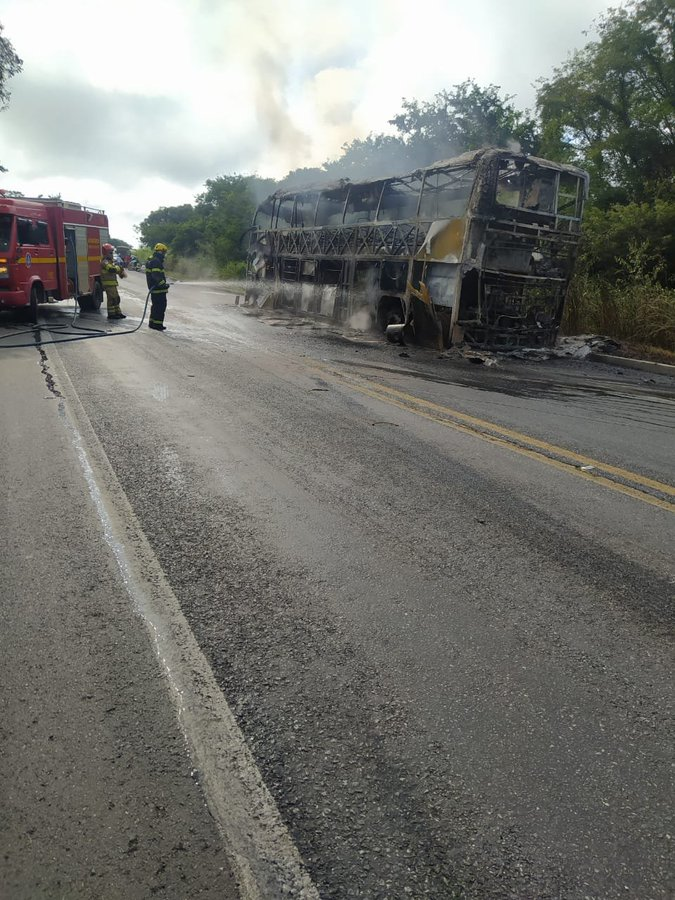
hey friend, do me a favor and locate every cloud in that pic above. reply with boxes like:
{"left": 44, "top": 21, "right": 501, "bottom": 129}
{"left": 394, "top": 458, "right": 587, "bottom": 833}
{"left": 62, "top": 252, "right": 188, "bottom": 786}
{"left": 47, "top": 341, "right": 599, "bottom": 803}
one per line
{"left": 0, "top": 0, "right": 617, "bottom": 242}
{"left": 0, "top": 75, "right": 257, "bottom": 185}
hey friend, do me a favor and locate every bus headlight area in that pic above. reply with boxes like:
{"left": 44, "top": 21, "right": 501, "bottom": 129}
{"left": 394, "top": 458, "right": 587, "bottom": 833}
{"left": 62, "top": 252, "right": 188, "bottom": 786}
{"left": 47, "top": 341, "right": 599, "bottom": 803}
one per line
{"left": 244, "top": 148, "right": 589, "bottom": 352}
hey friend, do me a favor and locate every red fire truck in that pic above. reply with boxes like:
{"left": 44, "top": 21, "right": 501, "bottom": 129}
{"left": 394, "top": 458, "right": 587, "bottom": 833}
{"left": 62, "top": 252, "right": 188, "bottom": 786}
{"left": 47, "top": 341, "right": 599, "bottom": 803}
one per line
{"left": 0, "top": 192, "right": 110, "bottom": 323}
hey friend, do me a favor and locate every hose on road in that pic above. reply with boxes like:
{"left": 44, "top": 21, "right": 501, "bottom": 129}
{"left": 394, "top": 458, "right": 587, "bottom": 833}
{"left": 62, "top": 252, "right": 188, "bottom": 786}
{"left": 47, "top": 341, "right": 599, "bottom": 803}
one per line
{"left": 0, "top": 289, "right": 153, "bottom": 348}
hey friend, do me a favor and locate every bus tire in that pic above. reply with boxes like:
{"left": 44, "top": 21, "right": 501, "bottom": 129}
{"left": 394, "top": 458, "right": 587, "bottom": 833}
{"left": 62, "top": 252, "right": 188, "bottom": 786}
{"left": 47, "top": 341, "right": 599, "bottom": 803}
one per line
{"left": 377, "top": 297, "right": 405, "bottom": 332}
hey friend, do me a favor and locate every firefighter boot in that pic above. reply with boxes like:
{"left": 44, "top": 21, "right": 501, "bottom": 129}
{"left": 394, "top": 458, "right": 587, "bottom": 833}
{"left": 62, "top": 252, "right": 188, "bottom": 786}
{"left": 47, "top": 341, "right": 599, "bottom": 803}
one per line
{"left": 107, "top": 302, "right": 126, "bottom": 319}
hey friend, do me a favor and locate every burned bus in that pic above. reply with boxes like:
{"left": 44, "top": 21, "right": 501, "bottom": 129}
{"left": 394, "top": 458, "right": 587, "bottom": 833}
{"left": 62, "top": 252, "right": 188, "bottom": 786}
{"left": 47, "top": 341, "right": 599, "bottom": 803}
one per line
{"left": 245, "top": 148, "right": 589, "bottom": 349}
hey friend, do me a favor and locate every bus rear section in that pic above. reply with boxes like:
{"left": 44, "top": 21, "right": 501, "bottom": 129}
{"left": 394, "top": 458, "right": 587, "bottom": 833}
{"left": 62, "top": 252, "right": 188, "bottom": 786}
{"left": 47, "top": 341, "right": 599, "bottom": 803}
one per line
{"left": 0, "top": 193, "right": 109, "bottom": 322}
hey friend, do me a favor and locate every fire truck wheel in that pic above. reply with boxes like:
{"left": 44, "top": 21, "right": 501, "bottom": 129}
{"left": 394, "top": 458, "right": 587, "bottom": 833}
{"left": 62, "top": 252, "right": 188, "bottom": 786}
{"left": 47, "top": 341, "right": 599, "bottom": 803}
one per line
{"left": 91, "top": 281, "right": 103, "bottom": 311}
{"left": 78, "top": 281, "right": 104, "bottom": 312}
{"left": 29, "top": 284, "right": 42, "bottom": 324}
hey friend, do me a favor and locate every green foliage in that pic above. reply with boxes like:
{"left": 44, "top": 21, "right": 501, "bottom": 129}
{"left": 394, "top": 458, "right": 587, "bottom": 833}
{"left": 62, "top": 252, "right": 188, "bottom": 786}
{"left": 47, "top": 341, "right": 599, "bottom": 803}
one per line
{"left": 136, "top": 4, "right": 674, "bottom": 352}
{"left": 273, "top": 168, "right": 326, "bottom": 190}
{"left": 325, "top": 81, "right": 539, "bottom": 182}
{"left": 136, "top": 176, "right": 264, "bottom": 278}
{"left": 195, "top": 174, "right": 259, "bottom": 270}
{"left": 136, "top": 204, "right": 196, "bottom": 249}
{"left": 563, "top": 259, "right": 675, "bottom": 350}
{"left": 220, "top": 260, "right": 247, "bottom": 279}
{"left": 390, "top": 80, "right": 539, "bottom": 163}
{"left": 171, "top": 219, "right": 205, "bottom": 257}
{"left": 538, "top": 0, "right": 675, "bottom": 347}
{"left": 324, "top": 134, "right": 413, "bottom": 181}
{"left": 0, "top": 23, "right": 22, "bottom": 172}
{"left": 580, "top": 196, "right": 675, "bottom": 282}
{"left": 537, "top": 0, "right": 675, "bottom": 206}
{"left": 0, "top": 23, "right": 21, "bottom": 110}
{"left": 110, "top": 237, "right": 132, "bottom": 252}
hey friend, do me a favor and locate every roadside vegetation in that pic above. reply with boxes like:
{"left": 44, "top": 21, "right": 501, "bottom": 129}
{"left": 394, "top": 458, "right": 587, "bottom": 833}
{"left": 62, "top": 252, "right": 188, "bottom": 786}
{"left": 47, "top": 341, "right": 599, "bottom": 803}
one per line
{"left": 0, "top": 23, "right": 22, "bottom": 174}
{"left": 130, "top": 1, "right": 672, "bottom": 351}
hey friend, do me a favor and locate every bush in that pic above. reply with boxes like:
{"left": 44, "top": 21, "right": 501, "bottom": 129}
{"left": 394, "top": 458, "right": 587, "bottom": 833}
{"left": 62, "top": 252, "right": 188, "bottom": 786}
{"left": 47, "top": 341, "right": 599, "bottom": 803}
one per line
{"left": 580, "top": 199, "right": 675, "bottom": 284}
{"left": 564, "top": 245, "right": 675, "bottom": 350}
{"left": 219, "top": 260, "right": 246, "bottom": 279}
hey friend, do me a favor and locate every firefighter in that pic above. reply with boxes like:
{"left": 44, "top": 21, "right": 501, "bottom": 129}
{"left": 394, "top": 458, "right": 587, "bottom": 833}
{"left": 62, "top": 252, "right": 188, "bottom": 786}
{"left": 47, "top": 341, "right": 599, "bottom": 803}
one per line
{"left": 101, "top": 243, "right": 127, "bottom": 319}
{"left": 145, "top": 242, "right": 170, "bottom": 331}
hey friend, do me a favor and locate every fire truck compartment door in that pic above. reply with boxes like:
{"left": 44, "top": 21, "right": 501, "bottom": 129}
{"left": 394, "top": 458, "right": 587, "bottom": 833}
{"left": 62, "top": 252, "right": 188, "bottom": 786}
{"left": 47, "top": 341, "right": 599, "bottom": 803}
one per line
{"left": 64, "top": 228, "right": 79, "bottom": 294}
{"left": 73, "top": 225, "right": 89, "bottom": 295}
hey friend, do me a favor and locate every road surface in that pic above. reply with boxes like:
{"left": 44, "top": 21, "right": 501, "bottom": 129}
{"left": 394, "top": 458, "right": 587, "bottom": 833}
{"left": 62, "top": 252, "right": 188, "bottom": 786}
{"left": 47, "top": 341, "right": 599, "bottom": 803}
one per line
{"left": 1, "top": 271, "right": 673, "bottom": 899}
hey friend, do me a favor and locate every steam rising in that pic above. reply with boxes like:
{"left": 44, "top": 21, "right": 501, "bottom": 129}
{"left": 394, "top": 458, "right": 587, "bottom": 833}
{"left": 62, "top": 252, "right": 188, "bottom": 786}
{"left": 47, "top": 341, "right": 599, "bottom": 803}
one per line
{"left": 0, "top": 0, "right": 612, "bottom": 240}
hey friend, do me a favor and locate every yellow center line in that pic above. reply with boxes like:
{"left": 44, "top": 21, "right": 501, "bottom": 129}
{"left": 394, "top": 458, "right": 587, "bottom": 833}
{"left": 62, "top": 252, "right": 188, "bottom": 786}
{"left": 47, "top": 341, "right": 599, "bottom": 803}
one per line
{"left": 307, "top": 361, "right": 675, "bottom": 513}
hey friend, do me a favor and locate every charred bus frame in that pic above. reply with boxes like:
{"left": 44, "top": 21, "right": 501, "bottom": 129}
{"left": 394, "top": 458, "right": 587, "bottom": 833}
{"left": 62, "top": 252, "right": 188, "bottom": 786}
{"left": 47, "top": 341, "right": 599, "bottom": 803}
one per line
{"left": 245, "top": 149, "right": 589, "bottom": 349}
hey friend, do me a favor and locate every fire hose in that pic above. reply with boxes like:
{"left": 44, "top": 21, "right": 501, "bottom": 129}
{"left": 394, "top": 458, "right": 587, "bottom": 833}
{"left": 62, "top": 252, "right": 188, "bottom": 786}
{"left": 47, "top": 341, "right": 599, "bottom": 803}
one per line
{"left": 0, "top": 284, "right": 155, "bottom": 348}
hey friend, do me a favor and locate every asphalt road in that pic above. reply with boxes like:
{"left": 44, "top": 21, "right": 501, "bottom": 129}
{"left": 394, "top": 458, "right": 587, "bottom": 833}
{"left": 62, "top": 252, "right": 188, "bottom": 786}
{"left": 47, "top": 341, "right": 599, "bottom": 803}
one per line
{"left": 1, "top": 271, "right": 673, "bottom": 899}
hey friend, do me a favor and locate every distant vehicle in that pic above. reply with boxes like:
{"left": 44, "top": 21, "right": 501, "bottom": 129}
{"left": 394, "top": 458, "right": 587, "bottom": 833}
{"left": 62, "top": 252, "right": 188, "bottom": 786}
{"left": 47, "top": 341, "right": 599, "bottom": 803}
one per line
{"left": 245, "top": 148, "right": 589, "bottom": 349}
{"left": 0, "top": 192, "right": 109, "bottom": 322}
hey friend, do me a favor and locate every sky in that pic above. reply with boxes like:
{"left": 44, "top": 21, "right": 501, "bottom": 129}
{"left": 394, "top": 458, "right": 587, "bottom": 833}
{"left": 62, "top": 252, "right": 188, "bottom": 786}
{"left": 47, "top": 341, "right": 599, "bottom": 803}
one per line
{"left": 0, "top": 0, "right": 619, "bottom": 245}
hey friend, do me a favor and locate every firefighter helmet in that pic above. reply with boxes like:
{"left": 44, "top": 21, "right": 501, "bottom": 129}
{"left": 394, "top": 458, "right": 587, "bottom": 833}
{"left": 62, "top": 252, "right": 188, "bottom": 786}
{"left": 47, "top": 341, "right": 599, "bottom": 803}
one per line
{"left": 154, "top": 242, "right": 168, "bottom": 253}
{"left": 102, "top": 242, "right": 114, "bottom": 254}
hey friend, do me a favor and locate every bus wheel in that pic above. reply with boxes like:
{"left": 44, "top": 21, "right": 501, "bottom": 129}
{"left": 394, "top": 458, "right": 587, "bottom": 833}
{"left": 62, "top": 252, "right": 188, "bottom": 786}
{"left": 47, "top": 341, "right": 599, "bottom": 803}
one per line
{"left": 378, "top": 297, "right": 405, "bottom": 333}
{"left": 29, "top": 284, "right": 42, "bottom": 324}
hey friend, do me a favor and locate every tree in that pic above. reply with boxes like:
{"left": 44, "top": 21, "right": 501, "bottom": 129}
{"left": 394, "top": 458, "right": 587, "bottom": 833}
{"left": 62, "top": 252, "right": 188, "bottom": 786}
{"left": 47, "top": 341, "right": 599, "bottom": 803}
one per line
{"left": 0, "top": 23, "right": 23, "bottom": 172}
{"left": 0, "top": 23, "right": 21, "bottom": 109}
{"left": 537, "top": 0, "right": 675, "bottom": 206}
{"left": 136, "top": 176, "right": 271, "bottom": 274}
{"left": 275, "top": 167, "right": 331, "bottom": 190}
{"left": 110, "top": 237, "right": 132, "bottom": 253}
{"left": 136, "top": 204, "right": 196, "bottom": 249}
{"left": 580, "top": 197, "right": 675, "bottom": 281}
{"left": 320, "top": 81, "right": 540, "bottom": 183}
{"left": 319, "top": 81, "right": 540, "bottom": 184}
{"left": 389, "top": 80, "right": 540, "bottom": 165}
{"left": 195, "top": 175, "right": 262, "bottom": 268}
{"left": 324, "top": 134, "right": 412, "bottom": 181}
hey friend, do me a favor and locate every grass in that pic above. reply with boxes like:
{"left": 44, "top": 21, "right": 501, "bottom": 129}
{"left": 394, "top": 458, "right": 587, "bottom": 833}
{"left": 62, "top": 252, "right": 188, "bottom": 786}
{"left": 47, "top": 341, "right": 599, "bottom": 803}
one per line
{"left": 562, "top": 272, "right": 675, "bottom": 355}
{"left": 607, "top": 342, "right": 675, "bottom": 365}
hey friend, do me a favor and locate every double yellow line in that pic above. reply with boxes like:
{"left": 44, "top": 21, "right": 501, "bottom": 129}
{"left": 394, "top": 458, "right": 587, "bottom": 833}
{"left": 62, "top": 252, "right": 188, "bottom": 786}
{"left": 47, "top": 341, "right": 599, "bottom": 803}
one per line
{"left": 310, "top": 362, "right": 675, "bottom": 512}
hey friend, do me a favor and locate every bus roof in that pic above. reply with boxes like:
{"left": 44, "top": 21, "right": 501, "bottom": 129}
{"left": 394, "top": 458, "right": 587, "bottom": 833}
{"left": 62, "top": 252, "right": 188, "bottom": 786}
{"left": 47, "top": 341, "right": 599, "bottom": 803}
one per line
{"left": 264, "top": 148, "right": 589, "bottom": 201}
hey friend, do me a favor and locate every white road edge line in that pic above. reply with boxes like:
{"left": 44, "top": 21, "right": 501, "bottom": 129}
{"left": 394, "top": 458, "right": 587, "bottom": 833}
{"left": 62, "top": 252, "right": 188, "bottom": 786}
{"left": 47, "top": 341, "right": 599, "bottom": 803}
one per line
{"left": 47, "top": 346, "right": 319, "bottom": 900}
